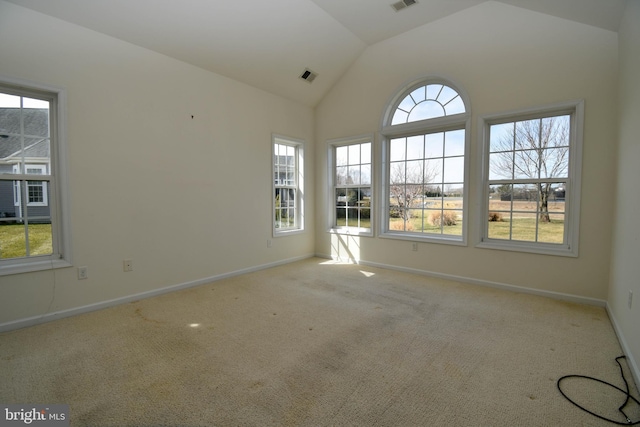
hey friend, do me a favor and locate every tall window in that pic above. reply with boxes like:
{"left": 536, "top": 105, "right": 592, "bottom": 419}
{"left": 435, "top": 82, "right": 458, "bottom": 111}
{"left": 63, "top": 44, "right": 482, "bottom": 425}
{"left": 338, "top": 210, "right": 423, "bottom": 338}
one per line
{"left": 1, "top": 80, "right": 70, "bottom": 274}
{"left": 328, "top": 135, "right": 372, "bottom": 235}
{"left": 478, "top": 100, "right": 583, "bottom": 256}
{"left": 273, "top": 135, "right": 304, "bottom": 235}
{"left": 381, "top": 78, "right": 470, "bottom": 244}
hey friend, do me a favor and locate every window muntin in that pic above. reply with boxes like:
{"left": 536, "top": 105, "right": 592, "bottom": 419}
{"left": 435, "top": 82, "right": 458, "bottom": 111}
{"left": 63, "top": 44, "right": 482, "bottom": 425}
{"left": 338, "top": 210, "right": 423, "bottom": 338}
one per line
{"left": 329, "top": 137, "right": 372, "bottom": 235}
{"left": 1, "top": 82, "right": 67, "bottom": 272}
{"left": 381, "top": 78, "right": 469, "bottom": 243}
{"left": 388, "top": 130, "right": 464, "bottom": 236}
{"left": 392, "top": 83, "right": 466, "bottom": 125}
{"left": 479, "top": 101, "right": 583, "bottom": 256}
{"left": 273, "top": 135, "right": 304, "bottom": 235}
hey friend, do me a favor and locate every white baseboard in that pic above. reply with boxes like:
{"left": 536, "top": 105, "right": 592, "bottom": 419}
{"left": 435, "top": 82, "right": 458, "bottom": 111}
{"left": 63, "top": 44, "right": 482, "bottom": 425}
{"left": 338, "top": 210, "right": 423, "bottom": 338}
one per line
{"left": 0, "top": 254, "right": 314, "bottom": 333}
{"left": 315, "top": 252, "right": 606, "bottom": 307}
{"left": 606, "top": 304, "right": 640, "bottom": 396}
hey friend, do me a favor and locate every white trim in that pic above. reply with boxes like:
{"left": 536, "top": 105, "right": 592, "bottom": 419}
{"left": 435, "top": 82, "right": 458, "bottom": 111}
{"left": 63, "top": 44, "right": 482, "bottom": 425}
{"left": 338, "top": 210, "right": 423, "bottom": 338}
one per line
{"left": 314, "top": 251, "right": 606, "bottom": 307}
{"left": 0, "top": 75, "right": 72, "bottom": 275}
{"left": 0, "top": 253, "right": 314, "bottom": 333}
{"left": 272, "top": 134, "right": 305, "bottom": 237}
{"left": 606, "top": 303, "right": 640, "bottom": 396}
{"left": 476, "top": 99, "right": 584, "bottom": 257}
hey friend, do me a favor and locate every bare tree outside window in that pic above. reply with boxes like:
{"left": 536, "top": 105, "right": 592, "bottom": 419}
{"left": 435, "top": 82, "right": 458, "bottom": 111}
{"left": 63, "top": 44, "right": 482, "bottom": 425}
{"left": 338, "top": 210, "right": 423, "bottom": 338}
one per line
{"left": 389, "top": 160, "right": 438, "bottom": 225}
{"left": 489, "top": 116, "right": 570, "bottom": 223}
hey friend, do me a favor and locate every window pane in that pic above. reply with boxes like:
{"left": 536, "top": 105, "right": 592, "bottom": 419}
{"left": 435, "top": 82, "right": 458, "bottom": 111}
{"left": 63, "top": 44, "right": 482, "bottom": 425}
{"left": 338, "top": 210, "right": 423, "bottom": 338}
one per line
{"left": 360, "top": 187, "right": 372, "bottom": 205}
{"left": 538, "top": 213, "right": 565, "bottom": 244}
{"left": 511, "top": 212, "right": 537, "bottom": 242}
{"left": 336, "top": 146, "right": 348, "bottom": 166}
{"left": 406, "top": 135, "right": 424, "bottom": 160}
{"left": 0, "top": 223, "right": 27, "bottom": 259}
{"left": 489, "top": 151, "right": 513, "bottom": 180}
{"left": 335, "top": 188, "right": 347, "bottom": 227}
{"left": 23, "top": 103, "right": 50, "bottom": 137}
{"left": 410, "top": 86, "right": 426, "bottom": 103}
{"left": 361, "top": 143, "right": 371, "bottom": 164}
{"left": 539, "top": 147, "right": 569, "bottom": 178}
{"left": 444, "top": 130, "right": 465, "bottom": 157}
{"left": 487, "top": 212, "right": 511, "bottom": 240}
{"left": 489, "top": 123, "right": 514, "bottom": 153}
{"left": 347, "top": 165, "right": 360, "bottom": 185}
{"left": 28, "top": 222, "right": 52, "bottom": 256}
{"left": 391, "top": 109, "right": 409, "bottom": 125}
{"left": 437, "top": 86, "right": 458, "bottom": 106}
{"left": 336, "top": 166, "right": 348, "bottom": 185}
{"left": 389, "top": 162, "right": 406, "bottom": 184}
{"left": 488, "top": 183, "right": 512, "bottom": 210}
{"left": 425, "top": 159, "right": 442, "bottom": 184}
{"left": 397, "top": 95, "right": 415, "bottom": 113}
{"left": 348, "top": 144, "right": 360, "bottom": 164}
{"left": 360, "top": 164, "right": 371, "bottom": 185}
{"left": 425, "top": 133, "right": 443, "bottom": 158}
{"left": 426, "top": 84, "right": 442, "bottom": 100}
{"left": 390, "top": 138, "right": 406, "bottom": 162}
{"left": 406, "top": 160, "right": 423, "bottom": 184}
{"left": 513, "top": 149, "right": 540, "bottom": 179}
{"left": 514, "top": 119, "right": 540, "bottom": 150}
{"left": 443, "top": 157, "right": 464, "bottom": 184}
{"left": 542, "top": 115, "right": 570, "bottom": 147}
{"left": 409, "top": 100, "right": 444, "bottom": 121}
{"left": 444, "top": 96, "right": 466, "bottom": 115}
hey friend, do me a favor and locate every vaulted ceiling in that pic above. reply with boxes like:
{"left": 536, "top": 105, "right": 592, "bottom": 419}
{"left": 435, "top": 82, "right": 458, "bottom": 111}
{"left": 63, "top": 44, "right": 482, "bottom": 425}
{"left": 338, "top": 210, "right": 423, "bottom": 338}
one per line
{"left": 5, "top": 0, "right": 628, "bottom": 107}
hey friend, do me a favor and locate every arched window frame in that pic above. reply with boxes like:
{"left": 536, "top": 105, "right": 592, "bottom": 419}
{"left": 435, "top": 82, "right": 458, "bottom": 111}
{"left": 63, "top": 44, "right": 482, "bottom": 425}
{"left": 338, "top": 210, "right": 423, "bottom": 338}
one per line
{"left": 379, "top": 77, "right": 471, "bottom": 245}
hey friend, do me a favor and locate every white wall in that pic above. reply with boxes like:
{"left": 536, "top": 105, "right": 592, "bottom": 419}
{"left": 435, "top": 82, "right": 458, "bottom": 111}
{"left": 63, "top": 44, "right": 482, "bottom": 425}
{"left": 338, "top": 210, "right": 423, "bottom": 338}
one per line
{"left": 608, "top": 0, "right": 640, "bottom": 388}
{"left": 0, "top": 1, "right": 315, "bottom": 328}
{"left": 315, "top": 1, "right": 618, "bottom": 301}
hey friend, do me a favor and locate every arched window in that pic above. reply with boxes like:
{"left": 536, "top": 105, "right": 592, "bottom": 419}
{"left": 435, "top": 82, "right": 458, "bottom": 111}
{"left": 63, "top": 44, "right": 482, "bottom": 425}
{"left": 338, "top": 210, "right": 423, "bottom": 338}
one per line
{"left": 390, "top": 83, "right": 466, "bottom": 125}
{"left": 381, "top": 78, "right": 470, "bottom": 244}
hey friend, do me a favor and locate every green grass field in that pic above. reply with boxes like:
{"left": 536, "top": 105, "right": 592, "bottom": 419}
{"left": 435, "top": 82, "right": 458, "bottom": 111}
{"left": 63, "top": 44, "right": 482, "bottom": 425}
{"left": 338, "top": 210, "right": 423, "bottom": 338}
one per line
{"left": 0, "top": 223, "right": 53, "bottom": 259}
{"left": 488, "top": 217, "right": 564, "bottom": 243}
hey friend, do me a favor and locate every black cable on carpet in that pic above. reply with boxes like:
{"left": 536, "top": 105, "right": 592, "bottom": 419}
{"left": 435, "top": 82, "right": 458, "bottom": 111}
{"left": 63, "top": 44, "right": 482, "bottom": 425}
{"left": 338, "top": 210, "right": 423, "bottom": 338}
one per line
{"left": 557, "top": 356, "right": 640, "bottom": 425}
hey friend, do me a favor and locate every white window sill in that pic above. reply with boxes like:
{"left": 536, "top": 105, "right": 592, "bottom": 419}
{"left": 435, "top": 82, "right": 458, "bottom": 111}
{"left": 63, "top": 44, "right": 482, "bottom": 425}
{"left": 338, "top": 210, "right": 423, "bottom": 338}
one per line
{"left": 0, "top": 257, "right": 72, "bottom": 276}
{"left": 379, "top": 231, "right": 466, "bottom": 246}
{"left": 476, "top": 240, "right": 577, "bottom": 257}
{"left": 328, "top": 228, "right": 373, "bottom": 237}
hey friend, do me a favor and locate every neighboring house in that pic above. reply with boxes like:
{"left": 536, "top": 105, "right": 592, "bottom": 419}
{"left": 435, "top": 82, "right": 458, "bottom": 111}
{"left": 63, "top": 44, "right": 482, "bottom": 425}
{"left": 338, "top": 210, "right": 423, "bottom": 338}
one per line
{"left": 0, "top": 108, "right": 51, "bottom": 222}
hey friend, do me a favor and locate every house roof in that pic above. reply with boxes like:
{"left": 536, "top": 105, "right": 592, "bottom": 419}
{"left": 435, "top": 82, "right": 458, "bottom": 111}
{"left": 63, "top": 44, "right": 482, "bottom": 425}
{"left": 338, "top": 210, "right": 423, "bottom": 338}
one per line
{"left": 0, "top": 108, "right": 50, "bottom": 161}
{"left": 4, "top": 0, "right": 629, "bottom": 107}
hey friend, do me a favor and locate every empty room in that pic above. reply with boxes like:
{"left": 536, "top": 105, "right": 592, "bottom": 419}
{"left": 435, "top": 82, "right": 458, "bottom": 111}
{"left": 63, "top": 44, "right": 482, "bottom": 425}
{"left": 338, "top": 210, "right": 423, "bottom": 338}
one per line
{"left": 1, "top": 0, "right": 639, "bottom": 425}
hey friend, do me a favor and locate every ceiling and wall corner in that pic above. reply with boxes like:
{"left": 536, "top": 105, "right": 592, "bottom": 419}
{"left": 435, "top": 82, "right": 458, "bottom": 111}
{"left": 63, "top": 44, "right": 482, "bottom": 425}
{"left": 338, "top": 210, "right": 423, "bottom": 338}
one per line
{"left": 3, "top": 0, "right": 628, "bottom": 108}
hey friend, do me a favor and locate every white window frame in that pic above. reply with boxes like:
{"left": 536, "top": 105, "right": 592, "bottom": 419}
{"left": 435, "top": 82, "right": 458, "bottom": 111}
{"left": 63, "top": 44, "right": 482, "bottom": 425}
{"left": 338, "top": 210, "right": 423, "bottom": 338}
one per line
{"left": 272, "top": 134, "right": 304, "bottom": 236}
{"left": 327, "top": 134, "right": 374, "bottom": 236}
{"left": 13, "top": 164, "right": 49, "bottom": 207}
{"left": 1, "top": 76, "right": 72, "bottom": 276}
{"left": 476, "top": 100, "right": 584, "bottom": 257}
{"left": 379, "top": 77, "right": 471, "bottom": 245}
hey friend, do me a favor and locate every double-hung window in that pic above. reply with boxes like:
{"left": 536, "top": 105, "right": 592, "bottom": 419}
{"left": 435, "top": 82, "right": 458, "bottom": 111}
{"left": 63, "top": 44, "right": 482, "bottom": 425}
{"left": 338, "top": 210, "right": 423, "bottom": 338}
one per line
{"left": 478, "top": 100, "right": 583, "bottom": 256}
{"left": 381, "top": 78, "right": 470, "bottom": 244}
{"left": 328, "top": 135, "right": 372, "bottom": 235}
{"left": 273, "top": 135, "right": 304, "bottom": 235}
{"left": 0, "top": 79, "right": 70, "bottom": 274}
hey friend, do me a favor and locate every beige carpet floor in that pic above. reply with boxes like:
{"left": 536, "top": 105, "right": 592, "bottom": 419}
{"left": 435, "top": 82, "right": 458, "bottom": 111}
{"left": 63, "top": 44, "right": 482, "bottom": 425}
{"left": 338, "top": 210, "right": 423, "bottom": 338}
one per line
{"left": 1, "top": 257, "right": 639, "bottom": 426}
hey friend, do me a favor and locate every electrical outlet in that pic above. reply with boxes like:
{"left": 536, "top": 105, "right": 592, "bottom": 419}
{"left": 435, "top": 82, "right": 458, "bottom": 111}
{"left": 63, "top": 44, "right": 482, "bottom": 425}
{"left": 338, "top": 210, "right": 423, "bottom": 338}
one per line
{"left": 123, "top": 259, "right": 133, "bottom": 272}
{"left": 629, "top": 290, "right": 633, "bottom": 310}
{"left": 412, "top": 242, "right": 418, "bottom": 252}
{"left": 77, "top": 266, "right": 88, "bottom": 280}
